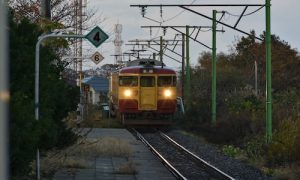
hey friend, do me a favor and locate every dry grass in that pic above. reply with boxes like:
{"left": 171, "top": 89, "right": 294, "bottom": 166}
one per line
{"left": 268, "top": 164, "right": 300, "bottom": 180}
{"left": 65, "top": 137, "right": 132, "bottom": 157}
{"left": 115, "top": 160, "right": 137, "bottom": 175}
{"left": 63, "top": 105, "right": 123, "bottom": 128}
{"left": 33, "top": 137, "right": 133, "bottom": 178}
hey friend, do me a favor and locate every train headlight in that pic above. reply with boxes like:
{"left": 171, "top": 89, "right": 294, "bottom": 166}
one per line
{"left": 124, "top": 89, "right": 132, "bottom": 97}
{"left": 164, "top": 89, "right": 172, "bottom": 97}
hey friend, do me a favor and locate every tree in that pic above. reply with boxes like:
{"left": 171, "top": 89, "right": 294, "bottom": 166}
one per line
{"left": 9, "top": 15, "right": 79, "bottom": 176}
{"left": 8, "top": 0, "right": 103, "bottom": 30}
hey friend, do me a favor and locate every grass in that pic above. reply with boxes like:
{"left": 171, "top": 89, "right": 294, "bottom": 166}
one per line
{"left": 270, "top": 164, "right": 300, "bottom": 180}
{"left": 64, "top": 104, "right": 123, "bottom": 128}
{"left": 32, "top": 137, "right": 133, "bottom": 178}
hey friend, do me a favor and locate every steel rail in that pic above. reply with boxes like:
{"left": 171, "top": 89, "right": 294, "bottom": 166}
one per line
{"left": 160, "top": 132, "right": 235, "bottom": 180}
{"left": 132, "top": 129, "right": 187, "bottom": 180}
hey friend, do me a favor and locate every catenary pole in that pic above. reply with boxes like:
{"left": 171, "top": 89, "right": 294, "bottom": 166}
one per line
{"left": 255, "top": 61, "right": 258, "bottom": 96}
{"left": 185, "top": 26, "right": 191, "bottom": 110}
{"left": 265, "top": 0, "right": 272, "bottom": 143}
{"left": 0, "top": 0, "right": 9, "bottom": 179}
{"left": 160, "top": 36, "right": 163, "bottom": 62}
{"left": 181, "top": 33, "right": 185, "bottom": 101}
{"left": 212, "top": 10, "right": 217, "bottom": 125}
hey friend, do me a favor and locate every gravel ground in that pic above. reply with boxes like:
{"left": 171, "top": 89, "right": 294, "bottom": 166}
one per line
{"left": 166, "top": 130, "right": 274, "bottom": 180}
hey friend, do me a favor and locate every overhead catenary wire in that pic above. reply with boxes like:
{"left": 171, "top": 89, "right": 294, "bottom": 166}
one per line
{"left": 161, "top": 0, "right": 197, "bottom": 23}
{"left": 225, "top": 6, "right": 264, "bottom": 17}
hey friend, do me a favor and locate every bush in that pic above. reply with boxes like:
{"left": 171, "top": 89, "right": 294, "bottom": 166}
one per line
{"left": 222, "top": 145, "right": 243, "bottom": 158}
{"left": 245, "top": 135, "right": 266, "bottom": 160}
{"left": 267, "top": 118, "right": 300, "bottom": 165}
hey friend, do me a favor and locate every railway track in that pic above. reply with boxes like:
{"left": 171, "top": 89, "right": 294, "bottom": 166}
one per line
{"left": 132, "top": 128, "right": 235, "bottom": 180}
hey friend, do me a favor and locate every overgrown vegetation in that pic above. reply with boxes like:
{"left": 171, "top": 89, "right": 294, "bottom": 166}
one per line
{"left": 9, "top": 12, "right": 79, "bottom": 178}
{"left": 65, "top": 104, "right": 123, "bottom": 128}
{"left": 179, "top": 31, "right": 300, "bottom": 177}
{"left": 32, "top": 137, "right": 133, "bottom": 178}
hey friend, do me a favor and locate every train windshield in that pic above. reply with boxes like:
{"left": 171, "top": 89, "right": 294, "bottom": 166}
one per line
{"left": 158, "top": 76, "right": 176, "bottom": 87}
{"left": 119, "top": 76, "right": 138, "bottom": 86}
{"left": 140, "top": 76, "right": 155, "bottom": 87}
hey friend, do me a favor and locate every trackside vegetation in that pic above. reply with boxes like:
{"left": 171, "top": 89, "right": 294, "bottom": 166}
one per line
{"left": 9, "top": 12, "right": 79, "bottom": 178}
{"left": 179, "top": 31, "right": 300, "bottom": 178}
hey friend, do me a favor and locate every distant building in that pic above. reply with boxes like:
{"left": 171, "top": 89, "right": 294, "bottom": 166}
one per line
{"left": 82, "top": 76, "right": 109, "bottom": 105}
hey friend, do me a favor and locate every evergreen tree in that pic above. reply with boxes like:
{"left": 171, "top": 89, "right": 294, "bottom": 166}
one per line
{"left": 9, "top": 14, "right": 79, "bottom": 176}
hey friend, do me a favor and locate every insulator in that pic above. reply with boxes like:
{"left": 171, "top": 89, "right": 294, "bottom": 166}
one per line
{"left": 160, "top": 5, "right": 163, "bottom": 18}
{"left": 141, "top": 6, "right": 146, "bottom": 17}
{"left": 163, "top": 27, "right": 167, "bottom": 36}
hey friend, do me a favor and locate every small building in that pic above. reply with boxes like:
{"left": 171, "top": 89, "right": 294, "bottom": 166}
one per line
{"left": 82, "top": 76, "right": 109, "bottom": 105}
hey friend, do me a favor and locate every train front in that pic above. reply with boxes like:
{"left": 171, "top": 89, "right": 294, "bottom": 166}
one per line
{"left": 118, "top": 65, "right": 177, "bottom": 125}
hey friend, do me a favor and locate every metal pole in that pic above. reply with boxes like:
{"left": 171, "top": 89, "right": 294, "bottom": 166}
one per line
{"left": 35, "top": 34, "right": 85, "bottom": 179}
{"left": 40, "top": 0, "right": 51, "bottom": 19}
{"left": 185, "top": 26, "right": 191, "bottom": 110}
{"left": 212, "top": 10, "right": 217, "bottom": 125}
{"left": 181, "top": 33, "right": 185, "bottom": 101}
{"left": 265, "top": 0, "right": 272, "bottom": 143}
{"left": 255, "top": 61, "right": 258, "bottom": 96}
{"left": 160, "top": 36, "right": 163, "bottom": 62}
{"left": 0, "top": 1, "right": 9, "bottom": 179}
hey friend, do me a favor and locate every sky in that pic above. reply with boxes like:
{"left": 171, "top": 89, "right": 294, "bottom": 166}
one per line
{"left": 81, "top": 0, "right": 300, "bottom": 70}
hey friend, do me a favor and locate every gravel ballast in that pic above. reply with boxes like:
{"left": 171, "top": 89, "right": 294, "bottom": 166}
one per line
{"left": 166, "top": 130, "right": 273, "bottom": 180}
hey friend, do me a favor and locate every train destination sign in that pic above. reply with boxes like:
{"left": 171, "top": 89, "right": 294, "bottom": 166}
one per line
{"left": 91, "top": 51, "right": 104, "bottom": 65}
{"left": 85, "top": 26, "right": 109, "bottom": 47}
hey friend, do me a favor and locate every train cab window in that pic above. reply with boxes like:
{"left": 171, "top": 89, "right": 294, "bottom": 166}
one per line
{"left": 140, "top": 76, "right": 155, "bottom": 87}
{"left": 119, "top": 76, "right": 138, "bottom": 86}
{"left": 158, "top": 76, "right": 176, "bottom": 87}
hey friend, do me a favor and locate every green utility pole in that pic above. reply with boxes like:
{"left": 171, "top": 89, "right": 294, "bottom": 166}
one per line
{"left": 160, "top": 36, "right": 163, "bottom": 62}
{"left": 265, "top": 0, "right": 272, "bottom": 143}
{"left": 182, "top": 33, "right": 185, "bottom": 102}
{"left": 0, "top": 1, "right": 9, "bottom": 179}
{"left": 185, "top": 26, "right": 191, "bottom": 110}
{"left": 212, "top": 10, "right": 217, "bottom": 125}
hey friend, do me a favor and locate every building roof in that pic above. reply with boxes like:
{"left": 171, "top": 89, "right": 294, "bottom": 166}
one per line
{"left": 82, "top": 76, "right": 109, "bottom": 92}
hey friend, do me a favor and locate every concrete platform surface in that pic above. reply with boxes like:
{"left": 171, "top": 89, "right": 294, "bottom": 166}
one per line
{"left": 54, "top": 128, "right": 176, "bottom": 180}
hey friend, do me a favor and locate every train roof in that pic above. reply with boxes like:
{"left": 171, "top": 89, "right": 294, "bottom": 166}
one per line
{"left": 126, "top": 59, "right": 165, "bottom": 67}
{"left": 119, "top": 65, "right": 176, "bottom": 74}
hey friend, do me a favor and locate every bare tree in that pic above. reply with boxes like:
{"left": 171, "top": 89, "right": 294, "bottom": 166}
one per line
{"left": 8, "top": 0, "right": 104, "bottom": 30}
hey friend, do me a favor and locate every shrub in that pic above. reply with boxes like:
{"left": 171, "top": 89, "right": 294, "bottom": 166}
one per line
{"left": 245, "top": 135, "right": 266, "bottom": 160}
{"left": 267, "top": 118, "right": 300, "bottom": 165}
{"left": 222, "top": 145, "right": 243, "bottom": 158}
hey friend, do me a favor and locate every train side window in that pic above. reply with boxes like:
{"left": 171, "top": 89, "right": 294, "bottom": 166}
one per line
{"left": 119, "top": 76, "right": 138, "bottom": 86}
{"left": 158, "top": 76, "right": 175, "bottom": 87}
{"left": 140, "top": 76, "right": 155, "bottom": 87}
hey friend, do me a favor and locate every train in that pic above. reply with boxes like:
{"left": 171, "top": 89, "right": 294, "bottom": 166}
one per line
{"left": 109, "top": 59, "right": 177, "bottom": 125}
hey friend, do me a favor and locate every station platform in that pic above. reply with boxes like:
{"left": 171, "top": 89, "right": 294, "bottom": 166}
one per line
{"left": 54, "top": 128, "right": 175, "bottom": 180}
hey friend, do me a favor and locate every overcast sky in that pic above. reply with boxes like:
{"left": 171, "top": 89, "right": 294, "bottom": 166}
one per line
{"left": 81, "top": 0, "right": 300, "bottom": 70}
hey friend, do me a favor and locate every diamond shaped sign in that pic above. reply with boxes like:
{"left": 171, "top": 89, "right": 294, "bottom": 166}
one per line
{"left": 85, "top": 26, "right": 109, "bottom": 47}
{"left": 91, "top": 51, "right": 104, "bottom": 65}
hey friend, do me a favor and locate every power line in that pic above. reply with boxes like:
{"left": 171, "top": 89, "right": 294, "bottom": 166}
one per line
{"left": 225, "top": 6, "right": 264, "bottom": 17}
